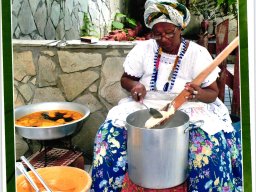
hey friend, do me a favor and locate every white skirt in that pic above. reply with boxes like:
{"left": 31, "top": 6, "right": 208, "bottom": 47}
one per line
{"left": 107, "top": 91, "right": 234, "bottom": 135}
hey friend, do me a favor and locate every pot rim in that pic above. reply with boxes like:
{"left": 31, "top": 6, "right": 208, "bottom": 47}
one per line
{"left": 126, "top": 109, "right": 190, "bottom": 130}
{"left": 15, "top": 102, "right": 90, "bottom": 129}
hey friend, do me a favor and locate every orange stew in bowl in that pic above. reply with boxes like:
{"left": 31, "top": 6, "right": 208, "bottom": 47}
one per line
{"left": 16, "top": 110, "right": 83, "bottom": 127}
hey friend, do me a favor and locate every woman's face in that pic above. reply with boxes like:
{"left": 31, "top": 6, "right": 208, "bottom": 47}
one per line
{"left": 152, "top": 22, "right": 181, "bottom": 53}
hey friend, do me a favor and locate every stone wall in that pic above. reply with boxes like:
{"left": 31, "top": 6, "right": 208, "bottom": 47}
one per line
{"left": 13, "top": 39, "right": 136, "bottom": 160}
{"left": 12, "top": 0, "right": 125, "bottom": 40}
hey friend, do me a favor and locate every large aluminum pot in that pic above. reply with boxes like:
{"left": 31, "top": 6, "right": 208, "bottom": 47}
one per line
{"left": 15, "top": 102, "right": 90, "bottom": 140}
{"left": 126, "top": 109, "right": 202, "bottom": 189}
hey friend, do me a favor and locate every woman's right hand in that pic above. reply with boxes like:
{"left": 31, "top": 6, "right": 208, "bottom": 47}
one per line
{"left": 130, "top": 83, "right": 146, "bottom": 102}
{"left": 121, "top": 72, "right": 146, "bottom": 102}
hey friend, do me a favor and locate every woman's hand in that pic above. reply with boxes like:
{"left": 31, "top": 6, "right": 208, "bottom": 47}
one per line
{"left": 120, "top": 72, "right": 146, "bottom": 102}
{"left": 130, "top": 83, "right": 146, "bottom": 102}
{"left": 185, "top": 81, "right": 219, "bottom": 103}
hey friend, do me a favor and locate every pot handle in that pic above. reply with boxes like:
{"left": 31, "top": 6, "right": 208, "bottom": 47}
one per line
{"left": 184, "top": 120, "right": 204, "bottom": 133}
{"left": 112, "top": 119, "right": 126, "bottom": 128}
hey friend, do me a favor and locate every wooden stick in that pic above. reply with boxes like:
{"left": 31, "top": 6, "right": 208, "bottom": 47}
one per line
{"left": 147, "top": 37, "right": 239, "bottom": 129}
{"left": 171, "top": 36, "right": 239, "bottom": 110}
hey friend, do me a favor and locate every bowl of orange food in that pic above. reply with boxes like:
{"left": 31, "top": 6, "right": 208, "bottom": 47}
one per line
{"left": 15, "top": 102, "right": 90, "bottom": 140}
{"left": 16, "top": 166, "right": 92, "bottom": 192}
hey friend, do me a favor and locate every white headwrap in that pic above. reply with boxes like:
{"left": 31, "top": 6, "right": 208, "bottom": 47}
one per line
{"left": 144, "top": 0, "right": 190, "bottom": 29}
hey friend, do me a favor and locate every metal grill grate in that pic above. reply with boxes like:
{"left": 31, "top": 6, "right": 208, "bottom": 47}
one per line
{"left": 25, "top": 148, "right": 83, "bottom": 169}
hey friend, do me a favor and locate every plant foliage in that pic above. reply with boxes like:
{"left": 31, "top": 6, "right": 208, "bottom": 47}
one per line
{"left": 183, "top": 0, "right": 237, "bottom": 20}
{"left": 112, "top": 12, "right": 137, "bottom": 30}
{"left": 80, "top": 13, "right": 92, "bottom": 36}
{"left": 112, "top": 21, "right": 124, "bottom": 30}
{"left": 217, "top": 0, "right": 238, "bottom": 18}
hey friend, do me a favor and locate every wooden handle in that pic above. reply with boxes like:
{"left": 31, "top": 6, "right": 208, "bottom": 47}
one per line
{"left": 171, "top": 36, "right": 239, "bottom": 110}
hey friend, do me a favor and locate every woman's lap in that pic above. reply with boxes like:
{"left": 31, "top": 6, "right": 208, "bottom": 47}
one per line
{"left": 90, "top": 120, "right": 128, "bottom": 192}
{"left": 90, "top": 120, "right": 242, "bottom": 192}
{"left": 188, "top": 128, "right": 242, "bottom": 192}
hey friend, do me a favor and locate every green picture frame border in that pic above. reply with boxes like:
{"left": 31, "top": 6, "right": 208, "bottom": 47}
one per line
{"left": 2, "top": 0, "right": 15, "bottom": 191}
{"left": 1, "top": 0, "right": 252, "bottom": 191}
{"left": 238, "top": 0, "right": 252, "bottom": 191}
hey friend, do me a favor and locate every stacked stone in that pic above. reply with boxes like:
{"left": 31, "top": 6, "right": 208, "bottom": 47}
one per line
{"left": 12, "top": 0, "right": 124, "bottom": 40}
{"left": 13, "top": 40, "right": 134, "bottom": 159}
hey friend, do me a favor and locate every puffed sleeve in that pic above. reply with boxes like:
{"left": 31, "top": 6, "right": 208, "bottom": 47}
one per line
{"left": 191, "top": 44, "right": 220, "bottom": 88}
{"left": 123, "top": 42, "right": 147, "bottom": 78}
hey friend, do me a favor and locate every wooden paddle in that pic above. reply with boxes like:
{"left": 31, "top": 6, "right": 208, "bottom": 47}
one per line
{"left": 170, "top": 36, "right": 239, "bottom": 110}
{"left": 146, "top": 36, "right": 239, "bottom": 128}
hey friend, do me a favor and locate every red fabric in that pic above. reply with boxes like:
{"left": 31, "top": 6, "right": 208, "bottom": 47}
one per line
{"left": 122, "top": 173, "right": 187, "bottom": 192}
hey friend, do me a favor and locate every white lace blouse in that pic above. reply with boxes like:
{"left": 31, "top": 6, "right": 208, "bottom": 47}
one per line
{"left": 107, "top": 39, "right": 234, "bottom": 135}
{"left": 123, "top": 39, "right": 219, "bottom": 93}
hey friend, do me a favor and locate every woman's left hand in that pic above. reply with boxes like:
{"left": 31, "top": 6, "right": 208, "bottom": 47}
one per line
{"left": 185, "top": 83, "right": 201, "bottom": 101}
{"left": 184, "top": 82, "right": 219, "bottom": 103}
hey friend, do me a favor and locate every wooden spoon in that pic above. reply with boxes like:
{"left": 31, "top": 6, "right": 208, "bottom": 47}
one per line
{"left": 145, "top": 36, "right": 239, "bottom": 128}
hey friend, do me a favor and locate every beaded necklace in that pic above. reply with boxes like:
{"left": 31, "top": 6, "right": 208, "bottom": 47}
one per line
{"left": 149, "top": 38, "right": 187, "bottom": 91}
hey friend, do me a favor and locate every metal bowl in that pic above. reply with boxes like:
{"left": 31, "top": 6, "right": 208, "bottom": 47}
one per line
{"left": 15, "top": 102, "right": 90, "bottom": 140}
{"left": 16, "top": 166, "right": 92, "bottom": 192}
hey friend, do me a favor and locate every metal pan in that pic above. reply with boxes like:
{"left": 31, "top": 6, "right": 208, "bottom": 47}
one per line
{"left": 15, "top": 102, "right": 90, "bottom": 140}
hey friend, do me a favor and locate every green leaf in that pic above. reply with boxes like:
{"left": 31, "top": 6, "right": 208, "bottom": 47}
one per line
{"left": 115, "top": 13, "right": 127, "bottom": 19}
{"left": 228, "top": 0, "right": 237, "bottom": 4}
{"left": 217, "top": 0, "right": 224, "bottom": 5}
{"left": 112, "top": 21, "right": 124, "bottom": 29}
{"left": 126, "top": 18, "right": 137, "bottom": 28}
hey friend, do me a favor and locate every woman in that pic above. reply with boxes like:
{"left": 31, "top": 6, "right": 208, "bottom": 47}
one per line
{"left": 90, "top": 0, "right": 242, "bottom": 191}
